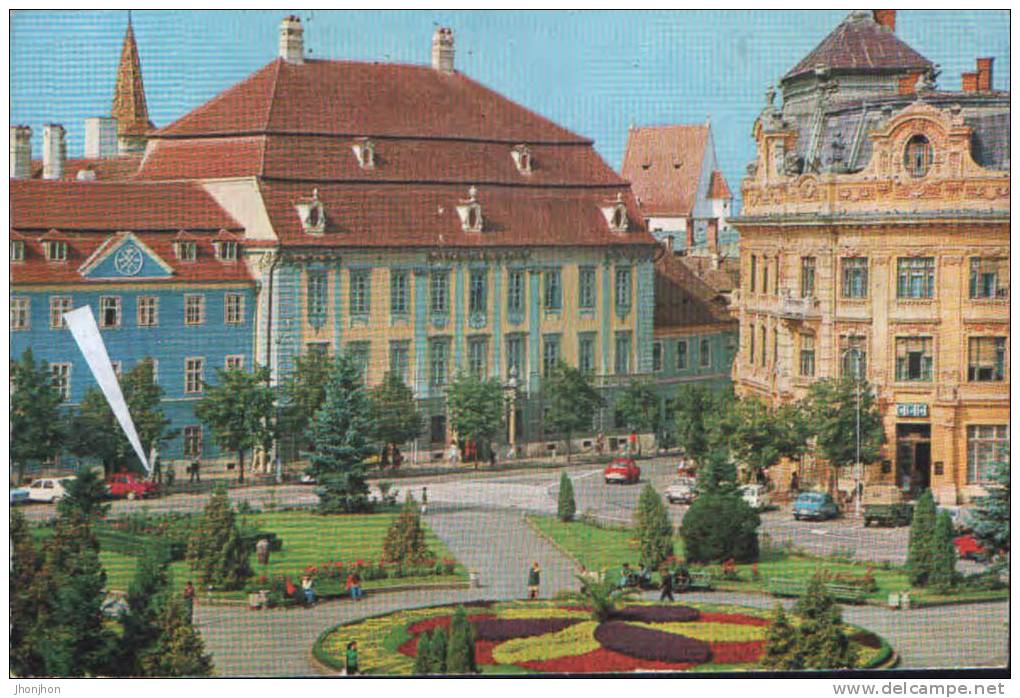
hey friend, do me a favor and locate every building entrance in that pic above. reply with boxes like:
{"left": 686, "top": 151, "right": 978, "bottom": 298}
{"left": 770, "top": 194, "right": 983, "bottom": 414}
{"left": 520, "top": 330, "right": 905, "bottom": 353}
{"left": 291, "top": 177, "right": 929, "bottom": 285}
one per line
{"left": 430, "top": 415, "right": 447, "bottom": 446}
{"left": 895, "top": 423, "right": 931, "bottom": 499}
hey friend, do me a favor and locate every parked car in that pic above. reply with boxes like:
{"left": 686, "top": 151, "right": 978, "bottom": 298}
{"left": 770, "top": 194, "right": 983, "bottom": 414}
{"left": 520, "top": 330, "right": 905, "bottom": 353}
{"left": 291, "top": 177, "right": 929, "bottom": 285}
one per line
{"left": 740, "top": 484, "right": 770, "bottom": 510}
{"left": 862, "top": 484, "right": 913, "bottom": 527}
{"left": 793, "top": 491, "right": 839, "bottom": 521}
{"left": 27, "top": 476, "right": 75, "bottom": 503}
{"left": 10, "top": 487, "right": 30, "bottom": 506}
{"left": 665, "top": 477, "right": 697, "bottom": 504}
{"left": 604, "top": 457, "right": 640, "bottom": 484}
{"left": 954, "top": 533, "right": 988, "bottom": 561}
{"left": 106, "top": 472, "right": 159, "bottom": 500}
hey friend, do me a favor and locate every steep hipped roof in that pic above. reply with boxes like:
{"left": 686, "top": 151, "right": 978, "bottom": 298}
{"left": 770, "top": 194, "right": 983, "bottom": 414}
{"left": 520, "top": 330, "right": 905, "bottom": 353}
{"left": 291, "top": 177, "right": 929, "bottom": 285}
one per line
{"left": 707, "top": 170, "right": 732, "bottom": 200}
{"left": 784, "top": 11, "right": 932, "bottom": 82}
{"left": 153, "top": 58, "right": 589, "bottom": 143}
{"left": 621, "top": 125, "right": 709, "bottom": 217}
{"left": 112, "top": 18, "right": 154, "bottom": 137}
{"left": 653, "top": 251, "right": 735, "bottom": 330}
{"left": 30, "top": 156, "right": 143, "bottom": 181}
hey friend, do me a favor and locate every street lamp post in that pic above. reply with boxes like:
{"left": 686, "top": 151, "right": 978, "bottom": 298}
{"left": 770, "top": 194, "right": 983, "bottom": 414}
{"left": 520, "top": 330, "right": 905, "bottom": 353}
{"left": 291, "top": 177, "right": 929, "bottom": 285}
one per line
{"left": 850, "top": 348, "right": 863, "bottom": 518}
{"left": 505, "top": 366, "right": 519, "bottom": 459}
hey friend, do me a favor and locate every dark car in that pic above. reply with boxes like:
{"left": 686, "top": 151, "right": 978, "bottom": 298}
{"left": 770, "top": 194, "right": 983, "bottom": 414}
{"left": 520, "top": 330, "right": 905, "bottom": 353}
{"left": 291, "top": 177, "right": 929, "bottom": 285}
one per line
{"left": 793, "top": 492, "right": 839, "bottom": 521}
{"left": 604, "top": 457, "right": 641, "bottom": 485}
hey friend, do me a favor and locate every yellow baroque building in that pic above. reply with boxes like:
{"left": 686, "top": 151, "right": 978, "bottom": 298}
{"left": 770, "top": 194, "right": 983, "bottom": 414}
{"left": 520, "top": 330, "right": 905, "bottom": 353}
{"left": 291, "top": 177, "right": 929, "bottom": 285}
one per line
{"left": 733, "top": 11, "right": 1009, "bottom": 504}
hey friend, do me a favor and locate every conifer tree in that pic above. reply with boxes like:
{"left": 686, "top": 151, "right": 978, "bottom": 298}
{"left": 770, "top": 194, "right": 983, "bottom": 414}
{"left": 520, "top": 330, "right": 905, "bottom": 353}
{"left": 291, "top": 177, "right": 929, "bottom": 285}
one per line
{"left": 413, "top": 631, "right": 433, "bottom": 674}
{"left": 10, "top": 510, "right": 49, "bottom": 676}
{"left": 428, "top": 627, "right": 448, "bottom": 674}
{"left": 139, "top": 599, "right": 214, "bottom": 677}
{"left": 557, "top": 471, "right": 577, "bottom": 522}
{"left": 118, "top": 542, "right": 173, "bottom": 675}
{"left": 446, "top": 606, "right": 477, "bottom": 674}
{"left": 906, "top": 489, "right": 937, "bottom": 587}
{"left": 634, "top": 483, "right": 674, "bottom": 570}
{"left": 930, "top": 511, "right": 958, "bottom": 591}
{"left": 186, "top": 486, "right": 252, "bottom": 590}
{"left": 793, "top": 575, "right": 857, "bottom": 670}
{"left": 970, "top": 454, "right": 1010, "bottom": 560}
{"left": 760, "top": 603, "right": 800, "bottom": 670}
{"left": 382, "top": 494, "right": 432, "bottom": 565}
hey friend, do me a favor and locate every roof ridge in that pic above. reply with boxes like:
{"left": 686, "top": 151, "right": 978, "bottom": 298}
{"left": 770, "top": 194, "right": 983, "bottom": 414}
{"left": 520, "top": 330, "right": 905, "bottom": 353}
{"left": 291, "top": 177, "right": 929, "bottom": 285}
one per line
{"left": 261, "top": 59, "right": 284, "bottom": 141}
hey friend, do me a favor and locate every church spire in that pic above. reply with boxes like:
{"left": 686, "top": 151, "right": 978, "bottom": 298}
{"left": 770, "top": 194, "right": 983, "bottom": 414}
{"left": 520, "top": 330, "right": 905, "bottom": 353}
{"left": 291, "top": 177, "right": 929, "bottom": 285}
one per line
{"left": 111, "top": 13, "right": 152, "bottom": 153}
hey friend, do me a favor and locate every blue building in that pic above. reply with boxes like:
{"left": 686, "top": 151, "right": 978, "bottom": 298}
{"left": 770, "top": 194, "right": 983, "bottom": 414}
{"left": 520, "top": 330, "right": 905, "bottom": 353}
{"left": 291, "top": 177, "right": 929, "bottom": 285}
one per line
{"left": 10, "top": 180, "right": 256, "bottom": 464}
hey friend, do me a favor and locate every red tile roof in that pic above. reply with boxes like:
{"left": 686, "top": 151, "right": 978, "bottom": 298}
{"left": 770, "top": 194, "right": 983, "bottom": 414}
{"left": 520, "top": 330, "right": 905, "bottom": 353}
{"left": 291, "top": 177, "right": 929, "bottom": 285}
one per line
{"left": 653, "top": 250, "right": 735, "bottom": 330}
{"left": 136, "top": 137, "right": 265, "bottom": 180}
{"left": 257, "top": 181, "right": 646, "bottom": 248}
{"left": 154, "top": 59, "right": 588, "bottom": 143}
{"left": 707, "top": 170, "right": 732, "bottom": 200}
{"left": 621, "top": 125, "right": 709, "bottom": 217}
{"left": 784, "top": 11, "right": 932, "bottom": 82}
{"left": 30, "top": 156, "right": 142, "bottom": 181}
{"left": 10, "top": 180, "right": 242, "bottom": 232}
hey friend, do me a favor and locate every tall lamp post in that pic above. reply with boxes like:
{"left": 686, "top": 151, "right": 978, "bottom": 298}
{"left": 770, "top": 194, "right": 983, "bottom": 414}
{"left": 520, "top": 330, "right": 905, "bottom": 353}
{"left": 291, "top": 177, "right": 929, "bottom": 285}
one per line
{"left": 505, "top": 366, "right": 519, "bottom": 459}
{"left": 846, "top": 346, "right": 863, "bottom": 518}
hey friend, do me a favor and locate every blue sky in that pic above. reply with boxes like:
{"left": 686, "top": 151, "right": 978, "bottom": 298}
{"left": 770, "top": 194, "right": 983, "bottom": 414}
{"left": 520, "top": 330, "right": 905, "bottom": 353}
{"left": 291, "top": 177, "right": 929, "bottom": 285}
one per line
{"left": 11, "top": 10, "right": 1009, "bottom": 207}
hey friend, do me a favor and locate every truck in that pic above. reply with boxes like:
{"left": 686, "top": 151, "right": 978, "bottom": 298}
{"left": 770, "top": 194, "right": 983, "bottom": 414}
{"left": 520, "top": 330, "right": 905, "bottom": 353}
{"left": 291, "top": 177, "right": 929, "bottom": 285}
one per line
{"left": 862, "top": 484, "right": 913, "bottom": 527}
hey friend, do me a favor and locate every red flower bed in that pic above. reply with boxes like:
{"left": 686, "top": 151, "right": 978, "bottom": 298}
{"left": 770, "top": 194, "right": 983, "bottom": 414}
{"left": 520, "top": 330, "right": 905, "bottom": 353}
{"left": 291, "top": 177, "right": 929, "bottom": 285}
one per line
{"left": 475, "top": 640, "right": 498, "bottom": 665}
{"left": 407, "top": 613, "right": 490, "bottom": 635}
{"left": 708, "top": 640, "right": 766, "bottom": 665}
{"left": 609, "top": 605, "right": 700, "bottom": 624}
{"left": 520, "top": 647, "right": 697, "bottom": 673}
{"left": 472, "top": 617, "right": 582, "bottom": 642}
{"left": 594, "top": 621, "right": 710, "bottom": 664}
{"left": 698, "top": 612, "right": 771, "bottom": 627}
{"left": 397, "top": 637, "right": 418, "bottom": 657}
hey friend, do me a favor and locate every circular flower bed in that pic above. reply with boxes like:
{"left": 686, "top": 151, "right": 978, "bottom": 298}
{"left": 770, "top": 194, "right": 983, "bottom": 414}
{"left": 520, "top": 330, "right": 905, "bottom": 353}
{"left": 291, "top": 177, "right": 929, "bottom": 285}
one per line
{"left": 314, "top": 601, "right": 892, "bottom": 675}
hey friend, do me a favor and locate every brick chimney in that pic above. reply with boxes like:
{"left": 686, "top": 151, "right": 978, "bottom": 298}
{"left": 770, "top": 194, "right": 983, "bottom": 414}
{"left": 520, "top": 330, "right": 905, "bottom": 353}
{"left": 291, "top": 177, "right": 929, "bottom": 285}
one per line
{"left": 962, "top": 72, "right": 978, "bottom": 92}
{"left": 42, "top": 124, "right": 66, "bottom": 180}
{"left": 872, "top": 10, "right": 896, "bottom": 32}
{"left": 10, "top": 125, "right": 32, "bottom": 179}
{"left": 432, "top": 27, "right": 455, "bottom": 73}
{"left": 976, "top": 57, "right": 994, "bottom": 91}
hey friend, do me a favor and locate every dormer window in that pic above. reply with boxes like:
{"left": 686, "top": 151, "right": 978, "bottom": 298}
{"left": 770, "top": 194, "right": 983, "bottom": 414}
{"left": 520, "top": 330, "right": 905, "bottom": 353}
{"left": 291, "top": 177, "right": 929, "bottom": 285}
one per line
{"left": 11, "top": 240, "right": 25, "bottom": 262}
{"left": 456, "top": 186, "right": 483, "bottom": 233}
{"left": 295, "top": 188, "right": 327, "bottom": 235}
{"left": 602, "top": 192, "right": 629, "bottom": 233}
{"left": 44, "top": 240, "right": 68, "bottom": 262}
{"left": 174, "top": 240, "right": 197, "bottom": 262}
{"left": 905, "top": 134, "right": 933, "bottom": 178}
{"left": 352, "top": 138, "right": 375, "bottom": 169}
{"left": 511, "top": 144, "right": 532, "bottom": 175}
{"left": 214, "top": 240, "right": 238, "bottom": 262}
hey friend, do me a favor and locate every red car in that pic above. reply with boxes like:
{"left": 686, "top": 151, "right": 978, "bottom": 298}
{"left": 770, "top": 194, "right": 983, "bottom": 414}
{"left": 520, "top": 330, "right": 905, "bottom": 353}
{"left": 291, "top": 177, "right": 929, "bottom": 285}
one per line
{"left": 954, "top": 534, "right": 987, "bottom": 561}
{"left": 107, "top": 473, "right": 159, "bottom": 500}
{"left": 604, "top": 457, "right": 641, "bottom": 485}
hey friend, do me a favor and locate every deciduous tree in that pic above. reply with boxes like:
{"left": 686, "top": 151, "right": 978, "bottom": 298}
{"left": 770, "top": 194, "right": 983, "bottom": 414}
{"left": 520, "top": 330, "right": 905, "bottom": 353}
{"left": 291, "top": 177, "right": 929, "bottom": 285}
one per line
{"left": 280, "top": 350, "right": 334, "bottom": 454}
{"left": 369, "top": 371, "right": 423, "bottom": 461}
{"left": 542, "top": 361, "right": 605, "bottom": 464}
{"left": 11, "top": 349, "right": 65, "bottom": 484}
{"left": 615, "top": 380, "right": 662, "bottom": 448}
{"left": 447, "top": 372, "right": 504, "bottom": 466}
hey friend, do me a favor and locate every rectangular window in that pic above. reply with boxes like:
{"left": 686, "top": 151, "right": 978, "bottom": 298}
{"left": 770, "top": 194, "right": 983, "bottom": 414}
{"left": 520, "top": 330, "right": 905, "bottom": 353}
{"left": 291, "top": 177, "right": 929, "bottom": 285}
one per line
{"left": 347, "top": 342, "right": 370, "bottom": 379}
{"left": 215, "top": 241, "right": 238, "bottom": 261}
{"left": 699, "top": 338, "right": 711, "bottom": 368}
{"left": 184, "top": 357, "right": 204, "bottom": 394}
{"left": 762, "top": 258, "right": 769, "bottom": 295}
{"left": 225, "top": 293, "right": 244, "bottom": 325}
{"left": 45, "top": 241, "right": 67, "bottom": 262}
{"left": 100, "top": 296, "right": 121, "bottom": 328}
{"left": 184, "top": 294, "right": 205, "bottom": 326}
{"left": 306, "top": 342, "right": 330, "bottom": 356}
{"left": 841, "top": 257, "right": 869, "bottom": 298}
{"left": 579, "top": 333, "right": 596, "bottom": 375}
{"left": 676, "top": 339, "right": 688, "bottom": 370}
{"left": 967, "top": 425, "right": 1008, "bottom": 484}
{"left": 800, "top": 257, "right": 816, "bottom": 298}
{"left": 652, "top": 341, "right": 663, "bottom": 372}
{"left": 469, "top": 269, "right": 487, "bottom": 315}
{"left": 968, "top": 337, "right": 1006, "bottom": 382}
{"left": 506, "top": 270, "right": 524, "bottom": 316}
{"left": 175, "top": 241, "right": 197, "bottom": 262}
{"left": 578, "top": 267, "right": 596, "bottom": 310}
{"left": 349, "top": 270, "right": 370, "bottom": 316}
{"left": 390, "top": 271, "right": 409, "bottom": 316}
{"left": 749, "top": 255, "right": 757, "bottom": 293}
{"left": 225, "top": 355, "right": 244, "bottom": 371}
{"left": 748, "top": 324, "right": 755, "bottom": 365}
{"left": 969, "top": 258, "right": 1009, "bottom": 300}
{"left": 506, "top": 335, "right": 525, "bottom": 380}
{"left": 760, "top": 325, "right": 767, "bottom": 367}
{"left": 307, "top": 271, "right": 328, "bottom": 327}
{"left": 429, "top": 338, "right": 449, "bottom": 387}
{"left": 544, "top": 269, "right": 562, "bottom": 311}
{"left": 50, "top": 363, "right": 71, "bottom": 401}
{"left": 895, "top": 337, "right": 934, "bottom": 382}
{"left": 543, "top": 334, "right": 562, "bottom": 377}
{"left": 48, "top": 296, "right": 72, "bottom": 329}
{"left": 11, "top": 240, "right": 25, "bottom": 262}
{"left": 183, "top": 426, "right": 203, "bottom": 458}
{"left": 799, "top": 334, "right": 815, "bottom": 377}
{"left": 389, "top": 341, "right": 410, "bottom": 384}
{"left": 897, "top": 257, "right": 936, "bottom": 299}
{"left": 840, "top": 335, "right": 867, "bottom": 379}
{"left": 614, "top": 331, "right": 632, "bottom": 375}
{"left": 430, "top": 271, "right": 449, "bottom": 315}
{"left": 614, "top": 267, "right": 632, "bottom": 313}
{"left": 468, "top": 336, "right": 488, "bottom": 378}
{"left": 137, "top": 296, "right": 159, "bottom": 327}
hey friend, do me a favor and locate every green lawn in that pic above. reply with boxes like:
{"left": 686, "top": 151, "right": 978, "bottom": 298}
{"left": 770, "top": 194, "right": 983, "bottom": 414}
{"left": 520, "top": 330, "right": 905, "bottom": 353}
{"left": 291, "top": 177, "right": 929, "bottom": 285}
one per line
{"left": 527, "top": 515, "right": 1004, "bottom": 605}
{"left": 100, "top": 510, "right": 465, "bottom": 597}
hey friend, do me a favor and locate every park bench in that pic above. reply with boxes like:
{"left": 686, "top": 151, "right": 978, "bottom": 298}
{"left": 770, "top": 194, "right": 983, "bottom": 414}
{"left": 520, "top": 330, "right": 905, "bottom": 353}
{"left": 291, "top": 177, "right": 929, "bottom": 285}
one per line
{"left": 766, "top": 577, "right": 866, "bottom": 604}
{"left": 687, "top": 571, "right": 715, "bottom": 591}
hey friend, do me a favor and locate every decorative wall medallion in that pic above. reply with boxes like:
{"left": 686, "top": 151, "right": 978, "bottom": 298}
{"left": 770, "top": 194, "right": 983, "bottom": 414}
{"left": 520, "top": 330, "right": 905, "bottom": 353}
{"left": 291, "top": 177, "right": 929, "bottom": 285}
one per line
{"left": 468, "top": 312, "right": 487, "bottom": 329}
{"left": 114, "top": 245, "right": 143, "bottom": 276}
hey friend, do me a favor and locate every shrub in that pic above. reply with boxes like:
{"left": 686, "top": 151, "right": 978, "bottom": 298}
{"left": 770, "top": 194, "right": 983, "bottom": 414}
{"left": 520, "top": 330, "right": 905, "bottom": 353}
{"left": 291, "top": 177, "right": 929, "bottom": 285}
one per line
{"left": 929, "top": 511, "right": 958, "bottom": 591}
{"left": 446, "top": 606, "right": 477, "bottom": 674}
{"left": 185, "top": 487, "right": 252, "bottom": 590}
{"left": 792, "top": 575, "right": 858, "bottom": 670}
{"left": 427, "top": 627, "right": 447, "bottom": 673}
{"left": 906, "top": 489, "right": 936, "bottom": 587}
{"left": 634, "top": 484, "right": 674, "bottom": 570}
{"left": 680, "top": 491, "right": 760, "bottom": 563}
{"left": 413, "top": 632, "right": 432, "bottom": 675}
{"left": 557, "top": 472, "right": 576, "bottom": 522}
{"left": 382, "top": 495, "right": 434, "bottom": 566}
{"left": 760, "top": 603, "right": 799, "bottom": 670}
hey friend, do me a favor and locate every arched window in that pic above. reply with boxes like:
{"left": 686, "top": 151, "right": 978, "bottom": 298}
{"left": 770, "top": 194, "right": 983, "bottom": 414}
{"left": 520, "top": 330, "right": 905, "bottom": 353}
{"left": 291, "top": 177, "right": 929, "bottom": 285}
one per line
{"left": 904, "top": 135, "right": 933, "bottom": 177}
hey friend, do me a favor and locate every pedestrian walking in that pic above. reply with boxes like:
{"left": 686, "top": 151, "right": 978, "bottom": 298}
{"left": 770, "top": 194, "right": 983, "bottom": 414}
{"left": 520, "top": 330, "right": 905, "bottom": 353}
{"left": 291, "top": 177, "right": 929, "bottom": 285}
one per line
{"left": 345, "top": 641, "right": 359, "bottom": 676}
{"left": 629, "top": 430, "right": 638, "bottom": 456}
{"left": 527, "top": 562, "right": 541, "bottom": 600}
{"left": 165, "top": 465, "right": 175, "bottom": 491}
{"left": 189, "top": 459, "right": 201, "bottom": 483}
{"left": 420, "top": 487, "right": 428, "bottom": 515}
{"left": 152, "top": 456, "right": 162, "bottom": 484}
{"left": 447, "top": 442, "right": 459, "bottom": 467}
{"left": 659, "top": 567, "right": 675, "bottom": 602}
{"left": 790, "top": 470, "right": 800, "bottom": 494}
{"left": 392, "top": 446, "right": 403, "bottom": 469}
{"left": 256, "top": 537, "right": 271, "bottom": 566}
{"left": 488, "top": 443, "right": 497, "bottom": 468}
{"left": 183, "top": 581, "right": 196, "bottom": 623}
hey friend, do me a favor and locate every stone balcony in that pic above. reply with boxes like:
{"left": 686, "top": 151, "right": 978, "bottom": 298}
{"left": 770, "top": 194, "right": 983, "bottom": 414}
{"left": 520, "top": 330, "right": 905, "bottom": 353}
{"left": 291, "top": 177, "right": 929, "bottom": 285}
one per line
{"left": 777, "top": 291, "right": 820, "bottom": 321}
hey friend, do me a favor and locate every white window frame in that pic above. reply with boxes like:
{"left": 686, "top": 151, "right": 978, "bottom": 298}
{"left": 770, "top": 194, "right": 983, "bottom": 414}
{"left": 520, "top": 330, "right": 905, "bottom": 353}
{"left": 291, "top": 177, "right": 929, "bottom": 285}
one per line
{"left": 225, "top": 293, "right": 244, "bottom": 325}
{"left": 50, "top": 363, "right": 71, "bottom": 401}
{"left": 184, "top": 294, "right": 205, "bottom": 326}
{"left": 99, "top": 296, "right": 122, "bottom": 328}
{"left": 225, "top": 355, "right": 244, "bottom": 371}
{"left": 49, "top": 296, "right": 72, "bottom": 329}
{"left": 183, "top": 425, "right": 203, "bottom": 458}
{"left": 215, "top": 240, "right": 238, "bottom": 262}
{"left": 137, "top": 296, "right": 159, "bottom": 327}
{"left": 45, "top": 240, "right": 68, "bottom": 262}
{"left": 11, "top": 297, "right": 30, "bottom": 330}
{"left": 11, "top": 240, "right": 25, "bottom": 262}
{"left": 184, "top": 357, "right": 205, "bottom": 394}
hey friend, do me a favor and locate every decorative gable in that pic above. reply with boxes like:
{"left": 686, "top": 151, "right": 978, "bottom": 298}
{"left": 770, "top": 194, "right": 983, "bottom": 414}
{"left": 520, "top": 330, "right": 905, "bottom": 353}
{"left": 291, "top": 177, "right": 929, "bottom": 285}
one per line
{"left": 601, "top": 192, "right": 630, "bottom": 232}
{"left": 456, "top": 186, "right": 484, "bottom": 232}
{"left": 78, "top": 231, "right": 174, "bottom": 280}
{"left": 295, "top": 188, "right": 327, "bottom": 235}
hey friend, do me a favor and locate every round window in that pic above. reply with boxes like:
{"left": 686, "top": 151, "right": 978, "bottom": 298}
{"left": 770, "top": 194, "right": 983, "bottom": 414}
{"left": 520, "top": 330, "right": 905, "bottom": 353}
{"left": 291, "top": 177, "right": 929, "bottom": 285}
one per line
{"left": 904, "top": 135, "right": 933, "bottom": 177}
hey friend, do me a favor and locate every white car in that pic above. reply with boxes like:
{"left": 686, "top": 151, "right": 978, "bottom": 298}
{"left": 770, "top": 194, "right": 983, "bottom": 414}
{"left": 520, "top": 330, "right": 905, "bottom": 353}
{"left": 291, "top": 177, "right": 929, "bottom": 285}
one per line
{"left": 665, "top": 478, "right": 697, "bottom": 505}
{"left": 740, "top": 484, "right": 770, "bottom": 510}
{"left": 27, "top": 476, "right": 75, "bottom": 503}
